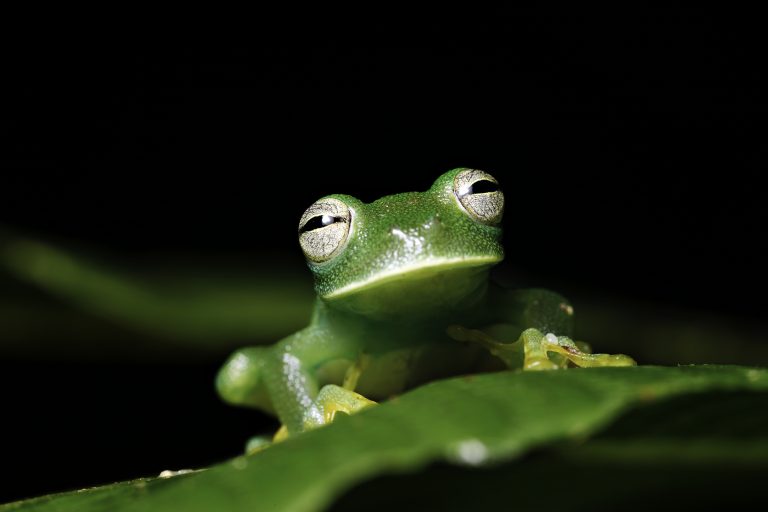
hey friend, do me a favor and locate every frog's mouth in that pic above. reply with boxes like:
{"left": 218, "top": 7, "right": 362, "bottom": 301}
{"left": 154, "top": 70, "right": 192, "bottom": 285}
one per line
{"left": 321, "top": 255, "right": 500, "bottom": 316}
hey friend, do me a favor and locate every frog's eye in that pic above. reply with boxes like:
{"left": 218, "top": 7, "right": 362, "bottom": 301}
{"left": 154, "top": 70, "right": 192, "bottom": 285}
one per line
{"left": 298, "top": 197, "right": 352, "bottom": 263}
{"left": 453, "top": 169, "right": 504, "bottom": 225}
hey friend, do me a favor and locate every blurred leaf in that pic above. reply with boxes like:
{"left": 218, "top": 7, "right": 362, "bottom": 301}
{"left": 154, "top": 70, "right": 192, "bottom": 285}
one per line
{"left": 0, "top": 237, "right": 314, "bottom": 348}
{"left": 3, "top": 366, "right": 767, "bottom": 512}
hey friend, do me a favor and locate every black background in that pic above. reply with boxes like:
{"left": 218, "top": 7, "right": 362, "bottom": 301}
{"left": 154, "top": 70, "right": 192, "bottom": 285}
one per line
{"left": 2, "top": 12, "right": 766, "bottom": 504}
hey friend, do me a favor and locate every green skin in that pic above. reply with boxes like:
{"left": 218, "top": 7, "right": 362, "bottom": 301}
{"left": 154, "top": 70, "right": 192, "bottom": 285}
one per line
{"left": 216, "top": 168, "right": 635, "bottom": 438}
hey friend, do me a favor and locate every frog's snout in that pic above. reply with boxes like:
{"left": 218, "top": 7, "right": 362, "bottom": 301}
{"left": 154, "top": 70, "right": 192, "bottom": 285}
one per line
{"left": 388, "top": 214, "right": 445, "bottom": 247}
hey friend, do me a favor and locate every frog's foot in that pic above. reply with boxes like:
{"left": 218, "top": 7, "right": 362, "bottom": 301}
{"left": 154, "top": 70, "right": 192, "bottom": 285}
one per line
{"left": 447, "top": 325, "right": 635, "bottom": 371}
{"left": 245, "top": 434, "right": 273, "bottom": 454}
{"left": 243, "top": 425, "right": 290, "bottom": 454}
{"left": 303, "top": 384, "right": 377, "bottom": 430}
{"left": 530, "top": 329, "right": 636, "bottom": 369}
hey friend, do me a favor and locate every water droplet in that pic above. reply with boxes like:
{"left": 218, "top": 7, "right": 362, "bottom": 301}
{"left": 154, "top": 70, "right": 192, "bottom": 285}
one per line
{"left": 454, "top": 439, "right": 488, "bottom": 466}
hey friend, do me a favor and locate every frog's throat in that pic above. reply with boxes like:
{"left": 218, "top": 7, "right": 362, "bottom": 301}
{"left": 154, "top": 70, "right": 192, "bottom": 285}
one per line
{"left": 321, "top": 255, "right": 501, "bottom": 300}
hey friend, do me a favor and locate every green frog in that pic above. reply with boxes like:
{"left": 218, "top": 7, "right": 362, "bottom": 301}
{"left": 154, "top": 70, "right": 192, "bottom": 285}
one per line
{"left": 216, "top": 168, "right": 634, "bottom": 442}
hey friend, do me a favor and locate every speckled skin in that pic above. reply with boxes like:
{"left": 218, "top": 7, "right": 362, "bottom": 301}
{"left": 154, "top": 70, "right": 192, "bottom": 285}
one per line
{"left": 216, "top": 168, "right": 635, "bottom": 437}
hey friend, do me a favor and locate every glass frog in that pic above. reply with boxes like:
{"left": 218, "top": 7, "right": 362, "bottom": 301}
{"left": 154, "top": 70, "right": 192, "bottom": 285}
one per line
{"left": 216, "top": 168, "right": 635, "bottom": 442}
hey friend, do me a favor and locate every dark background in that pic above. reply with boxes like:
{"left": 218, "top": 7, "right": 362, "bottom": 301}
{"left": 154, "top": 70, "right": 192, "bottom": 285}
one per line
{"left": 2, "top": 13, "right": 766, "bottom": 504}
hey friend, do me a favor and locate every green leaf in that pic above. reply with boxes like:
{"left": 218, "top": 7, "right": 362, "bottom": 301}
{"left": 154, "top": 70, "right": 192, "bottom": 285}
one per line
{"left": 4, "top": 366, "right": 767, "bottom": 512}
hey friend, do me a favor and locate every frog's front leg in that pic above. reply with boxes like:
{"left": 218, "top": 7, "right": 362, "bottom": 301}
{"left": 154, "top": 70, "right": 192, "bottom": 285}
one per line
{"left": 311, "top": 381, "right": 376, "bottom": 426}
{"left": 262, "top": 328, "right": 375, "bottom": 435}
{"left": 449, "top": 325, "right": 635, "bottom": 370}
{"left": 451, "top": 287, "right": 635, "bottom": 370}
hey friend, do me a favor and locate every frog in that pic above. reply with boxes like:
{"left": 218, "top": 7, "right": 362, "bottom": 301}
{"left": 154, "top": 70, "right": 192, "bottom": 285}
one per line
{"left": 216, "top": 168, "right": 635, "bottom": 443}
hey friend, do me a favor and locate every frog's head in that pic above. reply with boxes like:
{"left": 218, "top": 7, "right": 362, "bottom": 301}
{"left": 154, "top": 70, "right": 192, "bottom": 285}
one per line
{"left": 298, "top": 168, "right": 504, "bottom": 319}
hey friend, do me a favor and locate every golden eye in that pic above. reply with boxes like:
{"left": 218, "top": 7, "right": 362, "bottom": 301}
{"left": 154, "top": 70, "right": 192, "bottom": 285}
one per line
{"left": 298, "top": 197, "right": 352, "bottom": 262}
{"left": 453, "top": 169, "right": 504, "bottom": 225}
